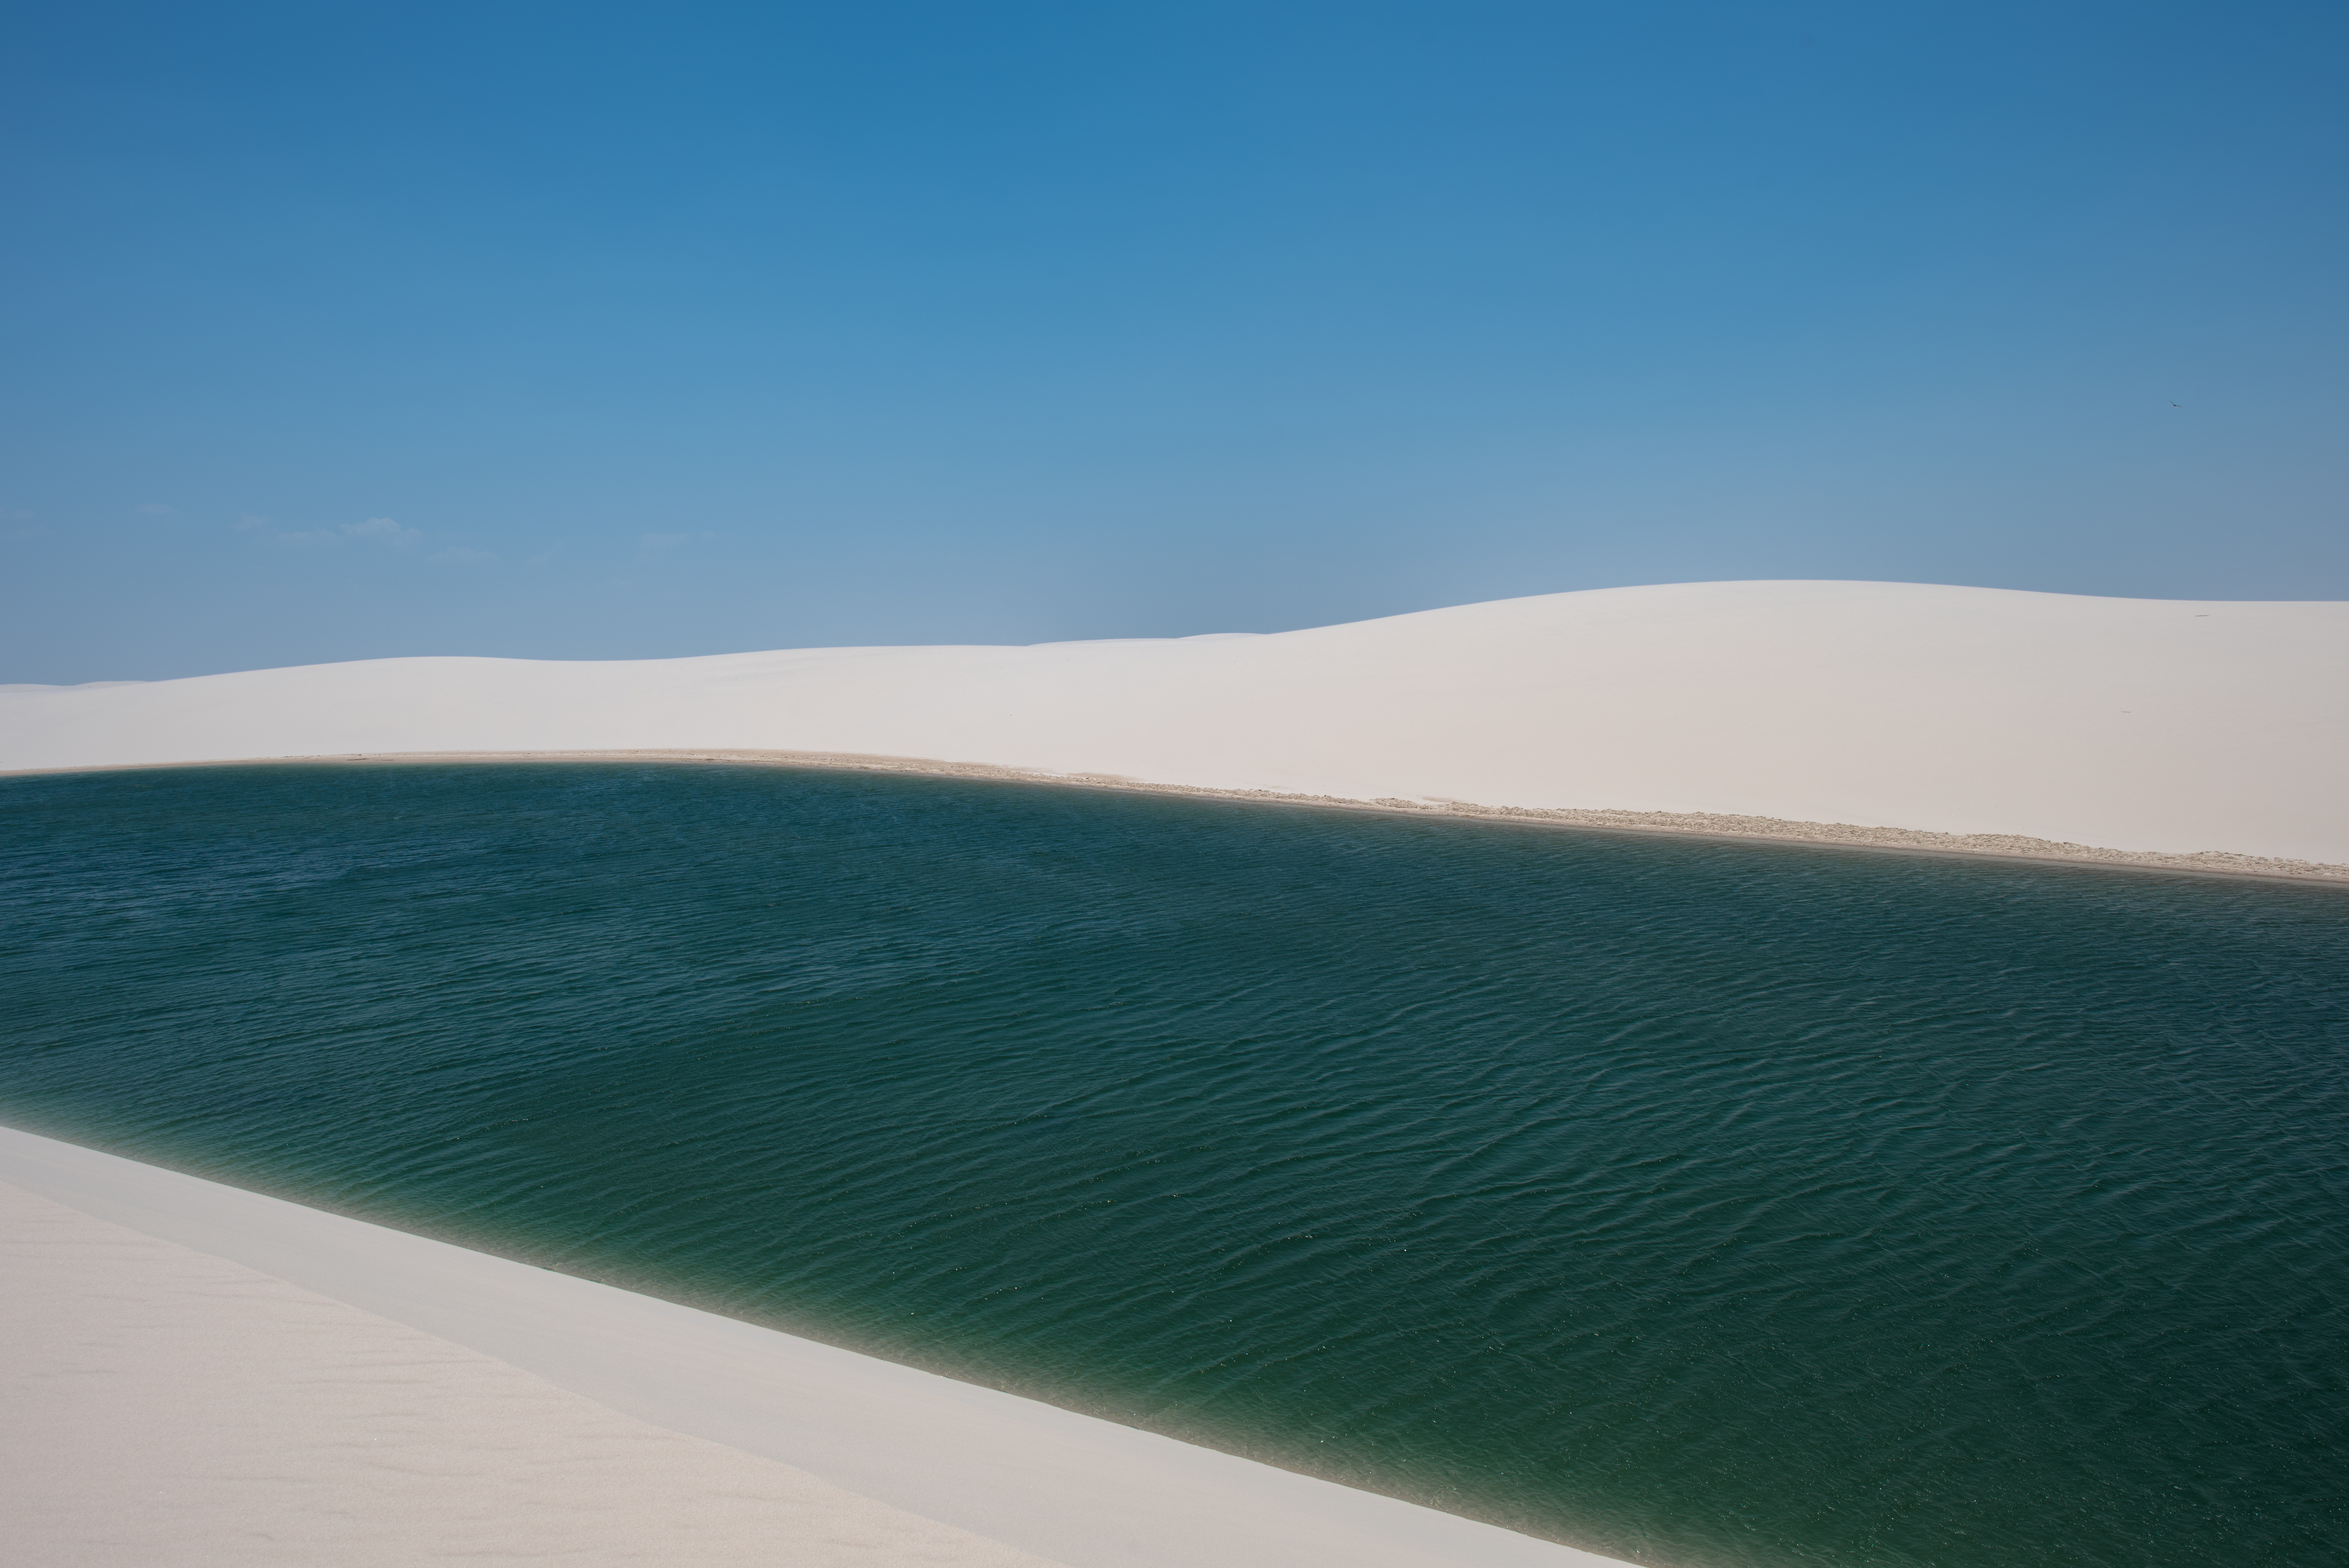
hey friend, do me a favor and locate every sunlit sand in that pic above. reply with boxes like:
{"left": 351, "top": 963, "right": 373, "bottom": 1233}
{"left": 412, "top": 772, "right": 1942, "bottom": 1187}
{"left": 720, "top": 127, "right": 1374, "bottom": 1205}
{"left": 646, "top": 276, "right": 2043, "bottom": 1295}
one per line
{"left": 7, "top": 581, "right": 2345, "bottom": 871}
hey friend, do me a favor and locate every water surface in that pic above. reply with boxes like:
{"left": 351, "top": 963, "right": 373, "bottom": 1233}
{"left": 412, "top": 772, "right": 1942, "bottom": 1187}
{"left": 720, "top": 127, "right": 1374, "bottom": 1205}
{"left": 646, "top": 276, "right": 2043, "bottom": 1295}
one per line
{"left": 3, "top": 763, "right": 2344, "bottom": 1568}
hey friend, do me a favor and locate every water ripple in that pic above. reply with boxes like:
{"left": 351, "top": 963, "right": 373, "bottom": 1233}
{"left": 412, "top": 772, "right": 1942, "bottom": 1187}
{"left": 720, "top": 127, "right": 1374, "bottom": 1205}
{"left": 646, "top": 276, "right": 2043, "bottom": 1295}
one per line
{"left": 3, "top": 761, "right": 2346, "bottom": 1568}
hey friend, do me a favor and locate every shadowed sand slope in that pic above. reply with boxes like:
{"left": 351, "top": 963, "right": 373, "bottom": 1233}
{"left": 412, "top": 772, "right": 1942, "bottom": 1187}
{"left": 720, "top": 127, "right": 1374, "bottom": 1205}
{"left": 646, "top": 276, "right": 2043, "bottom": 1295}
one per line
{"left": 0, "top": 1128, "right": 1635, "bottom": 1568}
{"left": 0, "top": 1178, "right": 1067, "bottom": 1568}
{"left": 4, "top": 581, "right": 2344, "bottom": 862}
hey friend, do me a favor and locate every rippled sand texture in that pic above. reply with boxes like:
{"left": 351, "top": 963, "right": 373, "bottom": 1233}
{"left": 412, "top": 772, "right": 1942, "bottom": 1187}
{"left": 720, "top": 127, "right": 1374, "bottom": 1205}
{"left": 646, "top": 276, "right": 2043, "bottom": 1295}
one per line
{"left": 0, "top": 1179, "right": 1067, "bottom": 1568}
{"left": 6, "top": 763, "right": 2347, "bottom": 1568}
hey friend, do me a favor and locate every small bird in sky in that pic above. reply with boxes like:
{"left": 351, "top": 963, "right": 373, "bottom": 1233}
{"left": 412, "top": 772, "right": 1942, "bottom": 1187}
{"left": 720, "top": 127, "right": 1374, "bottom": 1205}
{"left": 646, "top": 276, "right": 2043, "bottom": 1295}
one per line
{"left": 2172, "top": 402, "right": 2183, "bottom": 407}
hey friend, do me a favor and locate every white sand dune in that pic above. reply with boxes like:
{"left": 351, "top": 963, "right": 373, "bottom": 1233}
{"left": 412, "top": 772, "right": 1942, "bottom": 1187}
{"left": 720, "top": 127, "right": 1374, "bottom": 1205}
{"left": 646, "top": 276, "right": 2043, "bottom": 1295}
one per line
{"left": 1, "top": 1125, "right": 1634, "bottom": 1568}
{"left": 5, "top": 581, "right": 2345, "bottom": 867}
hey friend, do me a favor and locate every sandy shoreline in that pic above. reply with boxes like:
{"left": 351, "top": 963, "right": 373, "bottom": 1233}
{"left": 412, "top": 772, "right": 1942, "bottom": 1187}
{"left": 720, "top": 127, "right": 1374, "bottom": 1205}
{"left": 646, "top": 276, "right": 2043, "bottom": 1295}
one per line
{"left": 11, "top": 745, "right": 2348, "bottom": 886}
{"left": 1, "top": 1174, "right": 1064, "bottom": 1568}
{"left": 6, "top": 583, "right": 2344, "bottom": 868}
{"left": 2, "top": 1123, "right": 1636, "bottom": 1568}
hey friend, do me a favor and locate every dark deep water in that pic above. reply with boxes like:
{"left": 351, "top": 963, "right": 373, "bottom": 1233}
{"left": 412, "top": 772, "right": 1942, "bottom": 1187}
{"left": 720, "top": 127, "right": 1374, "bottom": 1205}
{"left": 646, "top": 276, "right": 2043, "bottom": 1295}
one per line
{"left": 3, "top": 762, "right": 2345, "bottom": 1568}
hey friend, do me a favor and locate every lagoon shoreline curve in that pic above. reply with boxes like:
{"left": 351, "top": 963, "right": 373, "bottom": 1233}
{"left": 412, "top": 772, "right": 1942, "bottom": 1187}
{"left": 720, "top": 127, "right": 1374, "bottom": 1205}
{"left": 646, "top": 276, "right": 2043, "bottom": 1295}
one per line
{"left": 0, "top": 1123, "right": 1636, "bottom": 1568}
{"left": 5, "top": 582, "right": 2345, "bottom": 875}
{"left": 11, "top": 745, "right": 2349, "bottom": 884}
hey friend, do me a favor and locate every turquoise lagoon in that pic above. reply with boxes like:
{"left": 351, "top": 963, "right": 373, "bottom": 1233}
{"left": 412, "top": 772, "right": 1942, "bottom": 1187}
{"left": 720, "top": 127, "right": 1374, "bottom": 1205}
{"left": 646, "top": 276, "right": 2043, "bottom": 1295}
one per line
{"left": 2, "top": 762, "right": 2344, "bottom": 1567}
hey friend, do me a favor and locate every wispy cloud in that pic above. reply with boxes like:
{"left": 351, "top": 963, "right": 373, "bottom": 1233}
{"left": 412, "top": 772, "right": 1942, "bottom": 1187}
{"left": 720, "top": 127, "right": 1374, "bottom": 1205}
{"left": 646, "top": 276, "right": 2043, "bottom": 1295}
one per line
{"left": 237, "top": 514, "right": 426, "bottom": 548}
{"left": 342, "top": 516, "right": 421, "bottom": 546}
{"left": 242, "top": 519, "right": 339, "bottom": 545}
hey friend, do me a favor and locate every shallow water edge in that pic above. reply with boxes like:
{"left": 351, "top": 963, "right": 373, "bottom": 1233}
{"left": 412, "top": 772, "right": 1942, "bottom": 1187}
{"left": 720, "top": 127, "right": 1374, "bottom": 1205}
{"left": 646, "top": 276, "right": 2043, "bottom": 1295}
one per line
{"left": 9, "top": 747, "right": 2345, "bottom": 884}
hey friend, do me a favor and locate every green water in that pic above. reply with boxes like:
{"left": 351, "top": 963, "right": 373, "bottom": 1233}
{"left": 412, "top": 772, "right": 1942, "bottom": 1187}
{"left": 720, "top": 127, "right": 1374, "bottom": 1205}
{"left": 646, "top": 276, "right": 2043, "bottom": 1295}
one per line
{"left": 3, "top": 763, "right": 2344, "bottom": 1567}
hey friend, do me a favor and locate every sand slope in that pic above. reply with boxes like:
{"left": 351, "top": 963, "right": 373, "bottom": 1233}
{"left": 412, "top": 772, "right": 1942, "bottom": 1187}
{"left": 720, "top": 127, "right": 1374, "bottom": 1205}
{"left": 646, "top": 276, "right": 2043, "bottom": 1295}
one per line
{"left": 0, "top": 1179, "right": 1066, "bottom": 1568}
{"left": 4, "top": 580, "right": 2345, "bottom": 862}
{"left": 0, "top": 1126, "right": 1635, "bottom": 1568}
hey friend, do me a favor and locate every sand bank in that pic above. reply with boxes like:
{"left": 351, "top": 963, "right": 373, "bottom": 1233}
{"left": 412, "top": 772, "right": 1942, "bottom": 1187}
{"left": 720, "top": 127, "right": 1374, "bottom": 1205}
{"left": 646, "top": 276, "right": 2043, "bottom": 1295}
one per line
{"left": 0, "top": 1176, "right": 1062, "bottom": 1568}
{"left": 4, "top": 581, "right": 2345, "bottom": 869}
{"left": 25, "top": 743, "right": 2349, "bottom": 883}
{"left": 0, "top": 1124, "right": 1636, "bottom": 1568}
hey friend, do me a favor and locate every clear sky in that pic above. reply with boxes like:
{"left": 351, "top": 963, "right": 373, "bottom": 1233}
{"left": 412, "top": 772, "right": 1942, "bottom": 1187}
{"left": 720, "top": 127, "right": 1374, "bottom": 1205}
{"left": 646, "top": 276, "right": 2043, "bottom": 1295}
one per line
{"left": 4, "top": 2, "right": 2344, "bottom": 681}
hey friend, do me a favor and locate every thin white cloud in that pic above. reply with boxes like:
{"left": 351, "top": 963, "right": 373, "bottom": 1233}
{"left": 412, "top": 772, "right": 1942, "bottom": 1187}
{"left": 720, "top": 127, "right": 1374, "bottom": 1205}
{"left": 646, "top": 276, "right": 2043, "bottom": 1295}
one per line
{"left": 237, "top": 513, "right": 398, "bottom": 547}
{"left": 342, "top": 516, "right": 421, "bottom": 547}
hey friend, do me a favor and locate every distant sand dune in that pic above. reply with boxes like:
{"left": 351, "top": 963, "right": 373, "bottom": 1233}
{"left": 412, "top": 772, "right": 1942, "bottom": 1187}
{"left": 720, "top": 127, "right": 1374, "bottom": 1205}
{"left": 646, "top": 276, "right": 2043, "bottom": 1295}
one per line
{"left": 5, "top": 581, "right": 2345, "bottom": 872}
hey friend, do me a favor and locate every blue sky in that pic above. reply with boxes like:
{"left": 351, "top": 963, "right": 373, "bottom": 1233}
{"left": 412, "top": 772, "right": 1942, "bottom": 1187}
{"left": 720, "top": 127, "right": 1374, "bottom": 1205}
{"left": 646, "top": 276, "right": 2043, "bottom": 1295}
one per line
{"left": 4, "top": 2, "right": 2344, "bottom": 680}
